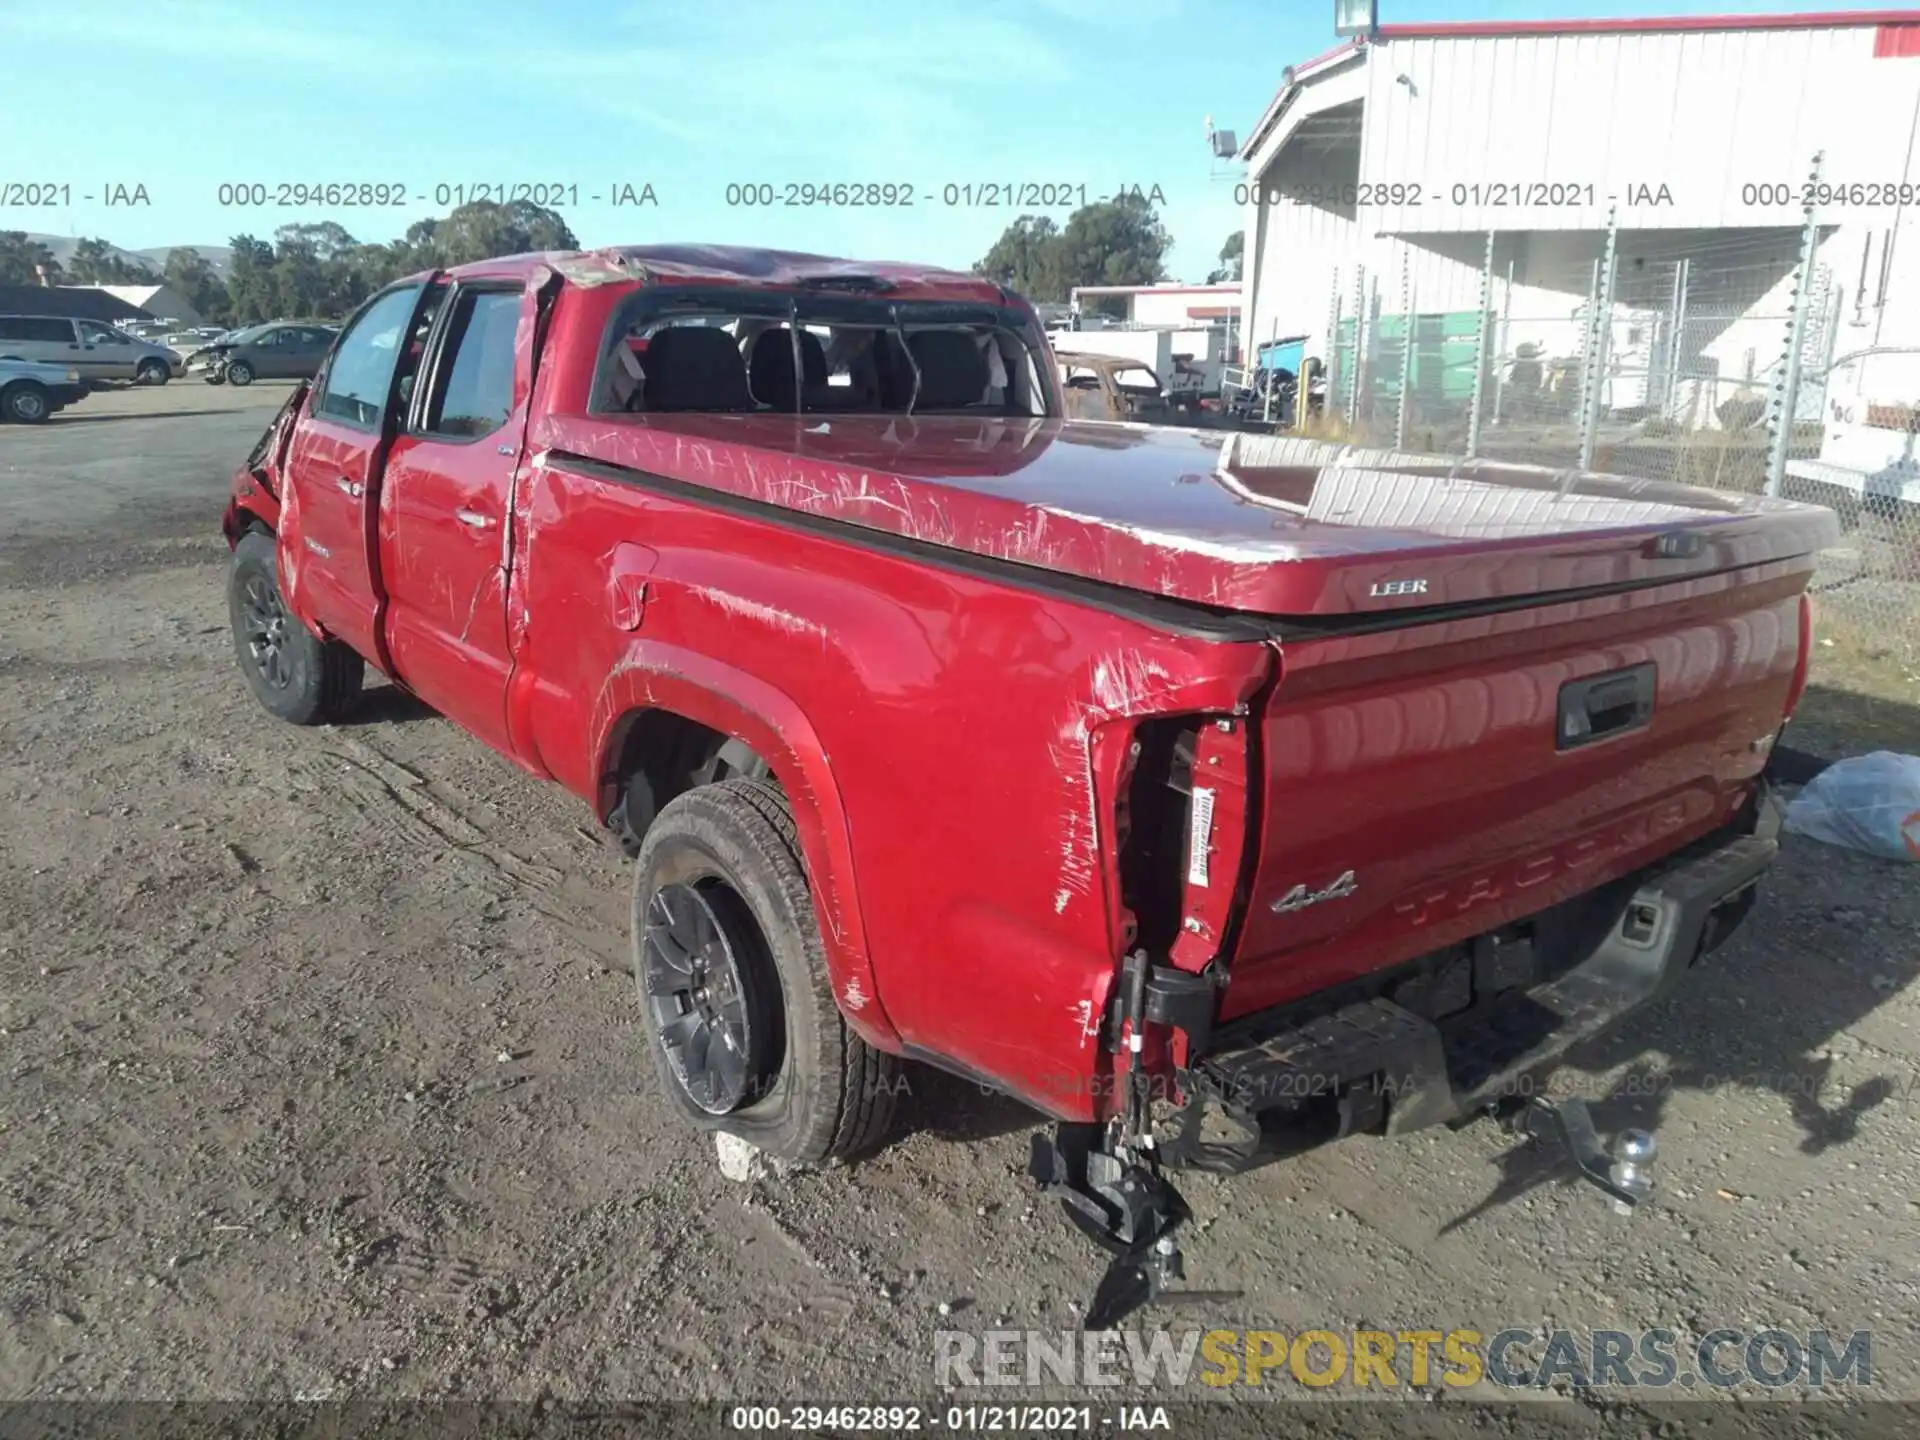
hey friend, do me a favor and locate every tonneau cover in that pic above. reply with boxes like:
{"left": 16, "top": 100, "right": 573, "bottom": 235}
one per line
{"left": 535, "top": 413, "right": 1841, "bottom": 617}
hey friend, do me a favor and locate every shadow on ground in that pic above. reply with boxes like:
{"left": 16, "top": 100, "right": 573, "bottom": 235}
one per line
{"left": 1442, "top": 680, "right": 1920, "bottom": 1229}
{"left": 336, "top": 683, "right": 438, "bottom": 727}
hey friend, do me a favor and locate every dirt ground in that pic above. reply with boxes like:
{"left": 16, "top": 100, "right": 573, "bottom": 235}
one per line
{"left": 2, "top": 384, "right": 1918, "bottom": 1422}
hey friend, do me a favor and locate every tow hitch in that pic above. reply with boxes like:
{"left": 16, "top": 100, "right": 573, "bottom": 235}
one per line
{"left": 1503, "top": 1095, "right": 1657, "bottom": 1213}
{"left": 1030, "top": 951, "right": 1236, "bottom": 1330}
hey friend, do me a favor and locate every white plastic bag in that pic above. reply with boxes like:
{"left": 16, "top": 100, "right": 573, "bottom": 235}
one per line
{"left": 1783, "top": 751, "right": 1920, "bottom": 861}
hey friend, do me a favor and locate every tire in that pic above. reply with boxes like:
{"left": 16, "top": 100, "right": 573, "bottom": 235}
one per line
{"left": 633, "top": 779, "right": 899, "bottom": 1164}
{"left": 2, "top": 382, "right": 50, "bottom": 423}
{"left": 225, "top": 359, "right": 255, "bottom": 386}
{"left": 227, "top": 530, "right": 364, "bottom": 724}
{"left": 135, "top": 359, "right": 170, "bottom": 386}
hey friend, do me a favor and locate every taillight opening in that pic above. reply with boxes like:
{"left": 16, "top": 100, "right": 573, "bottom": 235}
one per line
{"left": 1115, "top": 717, "right": 1199, "bottom": 959}
{"left": 1783, "top": 592, "right": 1813, "bottom": 722}
{"left": 1113, "top": 714, "right": 1253, "bottom": 975}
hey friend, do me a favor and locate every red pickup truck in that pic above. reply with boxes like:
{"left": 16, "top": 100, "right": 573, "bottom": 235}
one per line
{"left": 222, "top": 245, "right": 1837, "bottom": 1325}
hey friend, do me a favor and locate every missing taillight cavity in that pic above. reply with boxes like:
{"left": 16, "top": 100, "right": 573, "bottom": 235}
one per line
{"left": 1117, "top": 718, "right": 1200, "bottom": 958}
{"left": 1114, "top": 715, "right": 1254, "bottom": 973}
{"left": 1783, "top": 592, "right": 1813, "bottom": 721}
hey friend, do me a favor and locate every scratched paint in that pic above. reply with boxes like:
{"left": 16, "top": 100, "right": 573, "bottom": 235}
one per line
{"left": 692, "top": 586, "right": 828, "bottom": 641}
{"left": 1071, "top": 998, "right": 1101, "bottom": 1045}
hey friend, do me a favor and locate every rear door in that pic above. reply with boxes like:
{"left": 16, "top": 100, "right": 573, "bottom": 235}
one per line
{"left": 376, "top": 280, "right": 530, "bottom": 753}
{"left": 253, "top": 326, "right": 293, "bottom": 377}
{"left": 74, "top": 320, "right": 136, "bottom": 380}
{"left": 279, "top": 281, "right": 440, "bottom": 664}
{"left": 293, "top": 327, "right": 335, "bottom": 378}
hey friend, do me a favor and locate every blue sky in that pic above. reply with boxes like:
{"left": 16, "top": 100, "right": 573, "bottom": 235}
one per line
{"left": 1, "top": 0, "right": 1893, "bottom": 278}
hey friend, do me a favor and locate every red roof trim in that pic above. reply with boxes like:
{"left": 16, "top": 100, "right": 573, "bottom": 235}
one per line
{"left": 1876, "top": 19, "right": 1920, "bottom": 51}
{"left": 1376, "top": 10, "right": 1920, "bottom": 39}
{"left": 1292, "top": 37, "right": 1366, "bottom": 74}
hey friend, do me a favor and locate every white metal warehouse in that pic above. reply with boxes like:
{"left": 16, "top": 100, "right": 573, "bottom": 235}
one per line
{"left": 1236, "top": 10, "right": 1920, "bottom": 424}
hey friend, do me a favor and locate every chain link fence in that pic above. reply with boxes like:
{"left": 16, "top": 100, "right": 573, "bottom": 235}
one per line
{"left": 1292, "top": 195, "right": 1919, "bottom": 664}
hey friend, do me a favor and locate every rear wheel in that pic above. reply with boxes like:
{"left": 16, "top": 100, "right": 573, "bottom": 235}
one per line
{"left": 227, "top": 530, "right": 364, "bottom": 724}
{"left": 226, "top": 359, "right": 255, "bottom": 386}
{"left": 633, "top": 780, "right": 899, "bottom": 1164}
{"left": 2, "top": 382, "right": 50, "bottom": 423}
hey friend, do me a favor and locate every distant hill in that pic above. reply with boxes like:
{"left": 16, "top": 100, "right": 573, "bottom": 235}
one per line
{"left": 18, "top": 234, "right": 233, "bottom": 278}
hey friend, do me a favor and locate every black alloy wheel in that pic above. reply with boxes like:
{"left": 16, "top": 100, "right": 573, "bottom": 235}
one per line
{"left": 641, "top": 880, "right": 773, "bottom": 1114}
{"left": 239, "top": 568, "right": 295, "bottom": 692}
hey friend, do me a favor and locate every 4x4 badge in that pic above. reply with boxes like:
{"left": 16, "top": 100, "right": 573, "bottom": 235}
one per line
{"left": 1271, "top": 869, "right": 1358, "bottom": 914}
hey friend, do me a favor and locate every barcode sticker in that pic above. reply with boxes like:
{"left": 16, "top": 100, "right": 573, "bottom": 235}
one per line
{"left": 1187, "top": 787, "right": 1216, "bottom": 888}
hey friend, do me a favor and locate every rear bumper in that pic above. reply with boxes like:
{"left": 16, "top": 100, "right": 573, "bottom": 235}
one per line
{"left": 1167, "top": 786, "right": 1781, "bottom": 1170}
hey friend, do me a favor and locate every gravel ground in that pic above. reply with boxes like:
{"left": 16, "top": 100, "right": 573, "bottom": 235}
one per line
{"left": 2, "top": 385, "right": 1917, "bottom": 1428}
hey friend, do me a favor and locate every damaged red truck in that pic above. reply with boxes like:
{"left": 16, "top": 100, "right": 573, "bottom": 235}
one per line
{"left": 221, "top": 245, "right": 1838, "bottom": 1325}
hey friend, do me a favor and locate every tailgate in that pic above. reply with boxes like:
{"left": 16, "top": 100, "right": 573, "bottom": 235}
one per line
{"left": 1217, "top": 563, "right": 1810, "bottom": 1021}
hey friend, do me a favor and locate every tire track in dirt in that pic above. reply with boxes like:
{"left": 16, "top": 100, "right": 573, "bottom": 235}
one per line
{"left": 285, "top": 734, "right": 628, "bottom": 975}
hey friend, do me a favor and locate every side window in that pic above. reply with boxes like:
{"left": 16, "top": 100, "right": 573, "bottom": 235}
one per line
{"left": 78, "top": 320, "right": 124, "bottom": 343}
{"left": 0, "top": 317, "right": 29, "bottom": 341}
{"left": 315, "top": 286, "right": 421, "bottom": 429}
{"left": 11, "top": 317, "right": 76, "bottom": 342}
{"left": 425, "top": 289, "right": 520, "bottom": 438}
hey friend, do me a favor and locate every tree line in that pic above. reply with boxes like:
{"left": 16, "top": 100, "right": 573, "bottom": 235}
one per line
{"left": 0, "top": 199, "right": 577, "bottom": 327}
{"left": 969, "top": 193, "right": 1241, "bottom": 311}
{"left": 0, "top": 192, "right": 1242, "bottom": 327}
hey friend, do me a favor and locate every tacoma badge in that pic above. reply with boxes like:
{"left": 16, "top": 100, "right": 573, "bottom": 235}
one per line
{"left": 1270, "top": 869, "right": 1358, "bottom": 914}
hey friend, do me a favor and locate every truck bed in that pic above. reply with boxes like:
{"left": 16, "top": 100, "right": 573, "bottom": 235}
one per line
{"left": 535, "top": 413, "right": 1838, "bottom": 620}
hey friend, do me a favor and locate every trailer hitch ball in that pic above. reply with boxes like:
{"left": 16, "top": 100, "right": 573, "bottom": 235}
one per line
{"left": 1609, "top": 1129, "right": 1657, "bottom": 1216}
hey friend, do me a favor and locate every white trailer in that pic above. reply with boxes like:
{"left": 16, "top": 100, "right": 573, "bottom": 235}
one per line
{"left": 1786, "top": 347, "right": 1920, "bottom": 510}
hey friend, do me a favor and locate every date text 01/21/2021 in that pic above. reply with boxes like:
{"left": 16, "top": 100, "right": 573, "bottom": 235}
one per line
{"left": 1232, "top": 180, "right": 1675, "bottom": 208}
{"left": 721, "top": 182, "right": 1169, "bottom": 209}
{"left": 209, "top": 182, "right": 659, "bottom": 209}
{"left": 727, "top": 1405, "right": 1171, "bottom": 1432}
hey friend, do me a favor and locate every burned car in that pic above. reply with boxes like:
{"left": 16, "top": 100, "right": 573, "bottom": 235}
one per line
{"left": 1057, "top": 350, "right": 1180, "bottom": 422}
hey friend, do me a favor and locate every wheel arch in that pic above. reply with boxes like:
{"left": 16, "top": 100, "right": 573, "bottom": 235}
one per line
{"left": 221, "top": 501, "right": 276, "bottom": 548}
{"left": 588, "top": 641, "right": 899, "bottom": 1049}
{"left": 1, "top": 378, "right": 49, "bottom": 413}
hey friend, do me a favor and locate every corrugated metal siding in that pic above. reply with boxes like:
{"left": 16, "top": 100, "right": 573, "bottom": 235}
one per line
{"left": 1357, "top": 26, "right": 1907, "bottom": 233}
{"left": 1244, "top": 22, "right": 1920, "bottom": 368}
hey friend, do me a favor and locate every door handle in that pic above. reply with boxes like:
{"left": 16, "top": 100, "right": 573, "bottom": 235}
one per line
{"left": 335, "top": 477, "right": 364, "bottom": 499}
{"left": 454, "top": 508, "right": 495, "bottom": 529}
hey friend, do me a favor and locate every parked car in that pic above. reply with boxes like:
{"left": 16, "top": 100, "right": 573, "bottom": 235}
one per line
{"left": 0, "top": 314, "right": 182, "bottom": 385}
{"left": 0, "top": 355, "right": 88, "bottom": 422}
{"left": 219, "top": 244, "right": 1839, "bottom": 1327}
{"left": 188, "top": 322, "right": 338, "bottom": 386}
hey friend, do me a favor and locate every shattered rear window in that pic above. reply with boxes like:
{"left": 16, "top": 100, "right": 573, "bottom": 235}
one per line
{"left": 592, "top": 287, "right": 1056, "bottom": 419}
